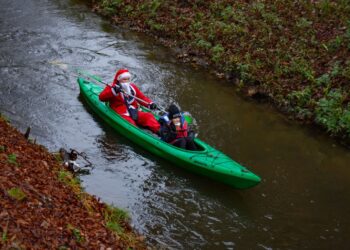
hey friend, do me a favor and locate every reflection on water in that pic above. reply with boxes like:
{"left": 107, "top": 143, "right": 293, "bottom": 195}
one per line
{"left": 0, "top": 0, "right": 350, "bottom": 248}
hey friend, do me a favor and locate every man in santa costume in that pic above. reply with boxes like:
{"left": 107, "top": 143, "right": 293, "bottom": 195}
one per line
{"left": 99, "top": 68, "right": 160, "bottom": 134}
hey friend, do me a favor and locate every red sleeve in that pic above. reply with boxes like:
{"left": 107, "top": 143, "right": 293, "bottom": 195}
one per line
{"left": 99, "top": 84, "right": 115, "bottom": 101}
{"left": 132, "top": 84, "right": 153, "bottom": 107}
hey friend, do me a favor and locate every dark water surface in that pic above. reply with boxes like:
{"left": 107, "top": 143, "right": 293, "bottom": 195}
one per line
{"left": 1, "top": 0, "right": 350, "bottom": 249}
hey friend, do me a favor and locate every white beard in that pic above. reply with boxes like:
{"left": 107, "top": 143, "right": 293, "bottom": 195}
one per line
{"left": 121, "top": 82, "right": 131, "bottom": 95}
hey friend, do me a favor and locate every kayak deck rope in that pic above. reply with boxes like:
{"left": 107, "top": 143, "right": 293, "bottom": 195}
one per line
{"left": 189, "top": 148, "right": 221, "bottom": 168}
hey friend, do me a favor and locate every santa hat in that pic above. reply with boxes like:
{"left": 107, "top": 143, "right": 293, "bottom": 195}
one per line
{"left": 113, "top": 68, "right": 131, "bottom": 83}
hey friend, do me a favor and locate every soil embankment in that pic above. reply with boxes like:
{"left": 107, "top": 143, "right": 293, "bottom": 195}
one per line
{"left": 0, "top": 116, "right": 145, "bottom": 249}
{"left": 87, "top": 0, "right": 350, "bottom": 144}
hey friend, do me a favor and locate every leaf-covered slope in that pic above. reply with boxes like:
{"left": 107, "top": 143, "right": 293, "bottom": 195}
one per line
{"left": 0, "top": 116, "right": 145, "bottom": 249}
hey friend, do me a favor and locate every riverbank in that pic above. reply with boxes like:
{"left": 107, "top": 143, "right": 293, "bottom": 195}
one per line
{"left": 87, "top": 0, "right": 350, "bottom": 145}
{"left": 0, "top": 115, "right": 146, "bottom": 249}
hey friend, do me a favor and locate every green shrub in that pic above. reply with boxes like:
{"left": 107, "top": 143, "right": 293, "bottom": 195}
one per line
{"left": 290, "top": 58, "right": 315, "bottom": 82}
{"left": 252, "top": 2, "right": 265, "bottom": 13}
{"left": 316, "top": 73, "right": 331, "bottom": 87}
{"left": 190, "top": 21, "right": 202, "bottom": 31}
{"left": 287, "top": 86, "right": 312, "bottom": 107}
{"left": 330, "top": 61, "right": 341, "bottom": 78}
{"left": 100, "top": 0, "right": 122, "bottom": 15}
{"left": 339, "top": 108, "right": 350, "bottom": 135}
{"left": 196, "top": 39, "right": 212, "bottom": 50}
{"left": 211, "top": 44, "right": 225, "bottom": 64}
{"left": 221, "top": 6, "right": 233, "bottom": 21}
{"left": 315, "top": 89, "right": 345, "bottom": 134}
{"left": 236, "top": 63, "right": 251, "bottom": 81}
{"left": 287, "top": 86, "right": 314, "bottom": 119}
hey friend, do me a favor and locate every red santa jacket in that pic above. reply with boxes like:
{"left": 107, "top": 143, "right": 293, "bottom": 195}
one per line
{"left": 99, "top": 82, "right": 153, "bottom": 116}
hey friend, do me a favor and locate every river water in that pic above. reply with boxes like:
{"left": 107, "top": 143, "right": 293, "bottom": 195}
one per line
{"left": 1, "top": 0, "right": 350, "bottom": 249}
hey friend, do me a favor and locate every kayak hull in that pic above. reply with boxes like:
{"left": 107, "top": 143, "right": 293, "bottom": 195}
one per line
{"left": 78, "top": 78, "right": 261, "bottom": 189}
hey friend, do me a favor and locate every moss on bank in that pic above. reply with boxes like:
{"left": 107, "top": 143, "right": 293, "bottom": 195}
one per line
{"left": 0, "top": 114, "right": 146, "bottom": 249}
{"left": 88, "top": 0, "right": 350, "bottom": 143}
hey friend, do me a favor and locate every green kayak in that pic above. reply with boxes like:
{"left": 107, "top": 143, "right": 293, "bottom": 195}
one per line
{"left": 78, "top": 77, "right": 261, "bottom": 189}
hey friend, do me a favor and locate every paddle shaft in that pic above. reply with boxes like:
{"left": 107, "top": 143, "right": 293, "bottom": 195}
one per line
{"left": 77, "top": 70, "right": 194, "bottom": 124}
{"left": 50, "top": 60, "right": 195, "bottom": 125}
{"left": 50, "top": 62, "right": 171, "bottom": 114}
{"left": 77, "top": 72, "right": 166, "bottom": 112}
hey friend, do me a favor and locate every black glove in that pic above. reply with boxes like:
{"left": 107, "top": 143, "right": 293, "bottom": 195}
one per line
{"left": 112, "top": 85, "right": 122, "bottom": 94}
{"left": 149, "top": 103, "right": 157, "bottom": 110}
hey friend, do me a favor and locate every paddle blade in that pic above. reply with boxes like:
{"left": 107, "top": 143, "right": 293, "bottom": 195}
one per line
{"left": 183, "top": 112, "right": 193, "bottom": 125}
{"left": 49, "top": 60, "right": 69, "bottom": 70}
{"left": 76, "top": 69, "right": 103, "bottom": 83}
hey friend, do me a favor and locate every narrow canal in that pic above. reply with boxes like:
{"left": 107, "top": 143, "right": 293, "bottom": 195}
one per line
{"left": 0, "top": 0, "right": 349, "bottom": 248}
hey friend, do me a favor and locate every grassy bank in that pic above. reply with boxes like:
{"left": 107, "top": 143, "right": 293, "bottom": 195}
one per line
{"left": 0, "top": 114, "right": 145, "bottom": 249}
{"left": 88, "top": 0, "right": 350, "bottom": 143}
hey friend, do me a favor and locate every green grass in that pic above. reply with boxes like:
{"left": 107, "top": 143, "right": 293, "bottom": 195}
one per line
{"left": 7, "top": 154, "right": 19, "bottom": 167}
{"left": 67, "top": 224, "right": 85, "bottom": 243}
{"left": 53, "top": 152, "right": 63, "bottom": 162}
{"left": 58, "top": 170, "right": 80, "bottom": 187}
{"left": 1, "top": 222, "right": 8, "bottom": 244}
{"left": 7, "top": 187, "right": 26, "bottom": 201}
{"left": 104, "top": 205, "right": 129, "bottom": 234}
{"left": 2, "top": 232, "right": 7, "bottom": 243}
{"left": 0, "top": 113, "right": 10, "bottom": 123}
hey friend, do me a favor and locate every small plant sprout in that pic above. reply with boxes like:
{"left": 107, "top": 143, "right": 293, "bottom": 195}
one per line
{"left": 7, "top": 187, "right": 26, "bottom": 201}
{"left": 7, "top": 154, "right": 19, "bottom": 167}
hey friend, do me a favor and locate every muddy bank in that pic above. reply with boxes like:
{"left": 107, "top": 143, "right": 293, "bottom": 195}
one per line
{"left": 0, "top": 115, "right": 145, "bottom": 249}
{"left": 86, "top": 0, "right": 350, "bottom": 145}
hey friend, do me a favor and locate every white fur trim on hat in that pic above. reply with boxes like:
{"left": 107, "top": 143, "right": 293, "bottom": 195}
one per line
{"left": 117, "top": 72, "right": 131, "bottom": 81}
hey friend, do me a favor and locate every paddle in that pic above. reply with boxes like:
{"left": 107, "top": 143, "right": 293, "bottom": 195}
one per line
{"left": 53, "top": 64, "right": 146, "bottom": 105}
{"left": 77, "top": 70, "right": 194, "bottom": 124}
{"left": 49, "top": 61, "right": 194, "bottom": 124}
{"left": 77, "top": 70, "right": 166, "bottom": 110}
